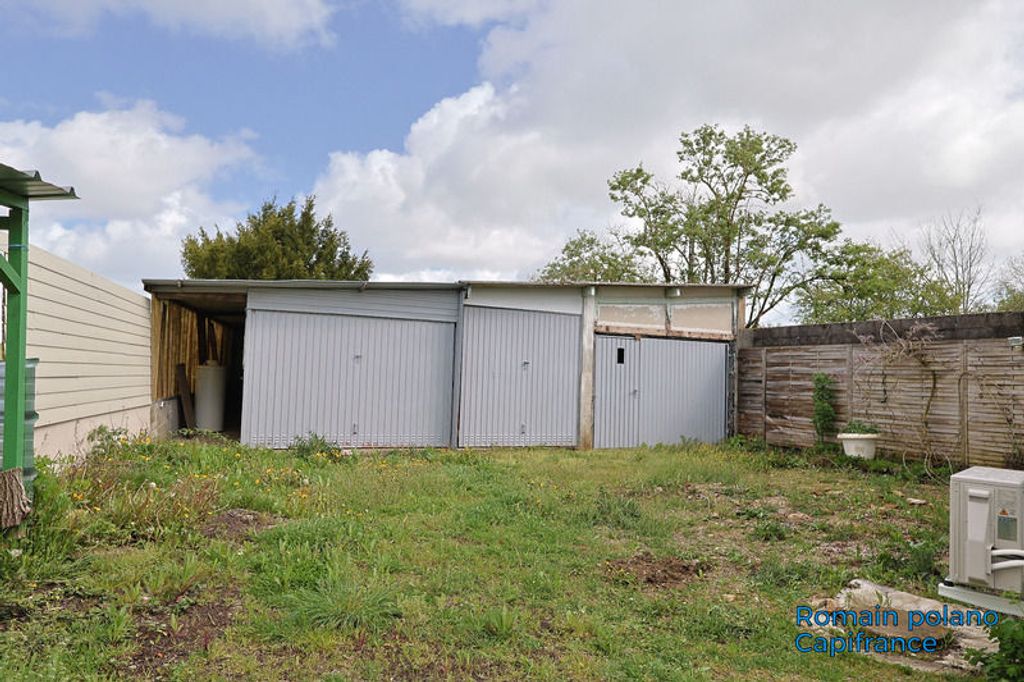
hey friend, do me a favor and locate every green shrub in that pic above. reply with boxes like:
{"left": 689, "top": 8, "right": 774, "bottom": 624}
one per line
{"left": 843, "top": 419, "right": 879, "bottom": 435}
{"left": 812, "top": 373, "right": 837, "bottom": 444}
{"left": 967, "top": 616, "right": 1024, "bottom": 680}
{"left": 289, "top": 433, "right": 351, "bottom": 464}
{"left": 0, "top": 462, "right": 79, "bottom": 583}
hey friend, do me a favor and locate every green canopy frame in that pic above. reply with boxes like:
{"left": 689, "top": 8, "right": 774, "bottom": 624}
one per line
{"left": 0, "top": 163, "right": 76, "bottom": 486}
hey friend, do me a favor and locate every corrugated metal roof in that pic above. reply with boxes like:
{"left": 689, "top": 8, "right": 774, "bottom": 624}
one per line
{"left": 143, "top": 278, "right": 752, "bottom": 294}
{"left": 462, "top": 280, "right": 753, "bottom": 291}
{"left": 143, "top": 279, "right": 464, "bottom": 294}
{"left": 0, "top": 163, "right": 77, "bottom": 201}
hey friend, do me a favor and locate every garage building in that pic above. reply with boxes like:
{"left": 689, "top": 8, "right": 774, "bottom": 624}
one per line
{"left": 142, "top": 280, "right": 749, "bottom": 449}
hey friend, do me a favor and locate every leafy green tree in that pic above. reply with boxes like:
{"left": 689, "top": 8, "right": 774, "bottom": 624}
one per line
{"left": 794, "top": 241, "right": 959, "bottom": 323}
{"left": 181, "top": 196, "right": 372, "bottom": 280}
{"left": 535, "top": 229, "right": 648, "bottom": 283}
{"left": 604, "top": 124, "right": 841, "bottom": 326}
{"left": 995, "top": 254, "right": 1024, "bottom": 312}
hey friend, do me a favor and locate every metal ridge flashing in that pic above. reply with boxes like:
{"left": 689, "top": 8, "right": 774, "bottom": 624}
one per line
{"left": 143, "top": 278, "right": 753, "bottom": 294}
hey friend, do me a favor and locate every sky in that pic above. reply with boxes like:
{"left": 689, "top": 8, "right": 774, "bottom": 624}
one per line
{"left": 1, "top": 0, "right": 1023, "bottom": 295}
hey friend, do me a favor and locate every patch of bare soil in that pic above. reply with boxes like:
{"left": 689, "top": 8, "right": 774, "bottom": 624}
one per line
{"left": 0, "top": 601, "right": 30, "bottom": 630}
{"left": 1, "top": 584, "right": 103, "bottom": 631}
{"left": 124, "top": 588, "right": 242, "bottom": 679}
{"left": 606, "top": 551, "right": 704, "bottom": 588}
{"left": 201, "top": 508, "right": 279, "bottom": 541}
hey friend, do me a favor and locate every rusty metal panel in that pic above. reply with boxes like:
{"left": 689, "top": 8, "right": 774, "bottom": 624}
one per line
{"left": 458, "top": 306, "right": 580, "bottom": 446}
{"left": 241, "top": 309, "right": 454, "bottom": 448}
{"left": 638, "top": 337, "right": 728, "bottom": 444}
{"left": 593, "top": 335, "right": 640, "bottom": 448}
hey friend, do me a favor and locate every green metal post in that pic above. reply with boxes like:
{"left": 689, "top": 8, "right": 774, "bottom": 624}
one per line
{"left": 2, "top": 205, "right": 27, "bottom": 480}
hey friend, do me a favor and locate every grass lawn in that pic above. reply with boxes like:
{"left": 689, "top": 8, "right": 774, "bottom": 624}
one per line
{"left": 0, "top": 431, "right": 956, "bottom": 680}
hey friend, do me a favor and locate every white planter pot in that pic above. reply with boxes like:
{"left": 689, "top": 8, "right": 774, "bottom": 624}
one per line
{"left": 837, "top": 433, "right": 879, "bottom": 460}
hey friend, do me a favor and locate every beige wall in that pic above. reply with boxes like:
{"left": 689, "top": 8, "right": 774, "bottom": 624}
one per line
{"left": 463, "top": 285, "right": 742, "bottom": 338}
{"left": 595, "top": 286, "right": 738, "bottom": 339}
{"left": 21, "top": 246, "right": 151, "bottom": 460}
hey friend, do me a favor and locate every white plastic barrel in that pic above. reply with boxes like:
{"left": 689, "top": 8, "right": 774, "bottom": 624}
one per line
{"left": 195, "top": 363, "right": 227, "bottom": 431}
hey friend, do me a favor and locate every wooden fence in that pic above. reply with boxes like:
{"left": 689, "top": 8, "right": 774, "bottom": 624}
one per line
{"left": 737, "top": 314, "right": 1024, "bottom": 468}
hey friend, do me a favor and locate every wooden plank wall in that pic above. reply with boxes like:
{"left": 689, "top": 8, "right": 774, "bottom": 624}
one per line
{"left": 0, "top": 243, "right": 153, "bottom": 457}
{"left": 738, "top": 339, "right": 1024, "bottom": 468}
{"left": 24, "top": 248, "right": 152, "bottom": 427}
{"left": 150, "top": 299, "right": 231, "bottom": 402}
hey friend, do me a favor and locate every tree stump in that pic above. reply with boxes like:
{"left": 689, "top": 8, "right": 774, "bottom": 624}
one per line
{"left": 0, "top": 468, "right": 31, "bottom": 529}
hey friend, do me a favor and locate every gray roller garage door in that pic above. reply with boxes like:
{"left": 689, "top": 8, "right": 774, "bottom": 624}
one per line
{"left": 458, "top": 306, "right": 580, "bottom": 446}
{"left": 241, "top": 289, "right": 457, "bottom": 448}
{"left": 594, "top": 335, "right": 727, "bottom": 447}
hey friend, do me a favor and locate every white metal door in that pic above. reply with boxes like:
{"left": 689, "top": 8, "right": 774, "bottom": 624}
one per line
{"left": 241, "top": 310, "right": 454, "bottom": 448}
{"left": 638, "top": 337, "right": 727, "bottom": 445}
{"left": 458, "top": 306, "right": 581, "bottom": 446}
{"left": 593, "top": 335, "right": 728, "bottom": 448}
{"left": 594, "top": 335, "right": 640, "bottom": 448}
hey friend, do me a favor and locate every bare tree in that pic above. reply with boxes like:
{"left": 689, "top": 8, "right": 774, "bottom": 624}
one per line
{"left": 921, "top": 206, "right": 994, "bottom": 314}
{"left": 995, "top": 253, "right": 1024, "bottom": 312}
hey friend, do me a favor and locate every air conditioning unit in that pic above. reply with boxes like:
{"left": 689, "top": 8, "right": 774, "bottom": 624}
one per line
{"left": 948, "top": 466, "right": 1024, "bottom": 593}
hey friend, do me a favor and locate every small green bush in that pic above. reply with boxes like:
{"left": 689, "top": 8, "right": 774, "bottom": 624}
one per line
{"left": 289, "top": 433, "right": 351, "bottom": 464}
{"left": 843, "top": 419, "right": 879, "bottom": 435}
{"left": 0, "top": 462, "right": 79, "bottom": 583}
{"left": 967, "top": 616, "right": 1024, "bottom": 681}
{"left": 812, "top": 373, "right": 837, "bottom": 444}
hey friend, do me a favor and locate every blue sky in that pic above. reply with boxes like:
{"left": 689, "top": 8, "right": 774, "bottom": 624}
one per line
{"left": 0, "top": 1, "right": 1022, "bottom": 298}
{"left": 1, "top": 2, "right": 482, "bottom": 208}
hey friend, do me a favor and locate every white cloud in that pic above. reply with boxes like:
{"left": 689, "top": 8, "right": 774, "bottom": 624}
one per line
{"left": 10, "top": 0, "right": 336, "bottom": 48}
{"left": 314, "top": 0, "right": 1024, "bottom": 284}
{"left": 314, "top": 83, "right": 602, "bottom": 279}
{"left": 6, "top": 1, "right": 1024, "bottom": 299}
{"left": 399, "top": 0, "right": 540, "bottom": 27}
{"left": 0, "top": 101, "right": 253, "bottom": 288}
